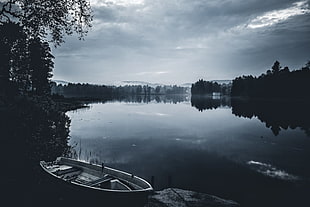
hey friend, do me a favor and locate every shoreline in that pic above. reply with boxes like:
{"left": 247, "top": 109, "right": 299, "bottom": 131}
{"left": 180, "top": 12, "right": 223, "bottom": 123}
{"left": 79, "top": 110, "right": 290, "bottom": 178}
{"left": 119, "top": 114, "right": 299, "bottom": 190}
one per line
{"left": 146, "top": 188, "right": 239, "bottom": 207}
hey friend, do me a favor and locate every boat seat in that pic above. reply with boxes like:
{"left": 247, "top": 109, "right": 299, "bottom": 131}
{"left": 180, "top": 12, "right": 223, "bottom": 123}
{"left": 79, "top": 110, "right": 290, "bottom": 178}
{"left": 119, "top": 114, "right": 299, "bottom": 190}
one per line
{"left": 84, "top": 175, "right": 113, "bottom": 187}
{"left": 54, "top": 166, "right": 80, "bottom": 176}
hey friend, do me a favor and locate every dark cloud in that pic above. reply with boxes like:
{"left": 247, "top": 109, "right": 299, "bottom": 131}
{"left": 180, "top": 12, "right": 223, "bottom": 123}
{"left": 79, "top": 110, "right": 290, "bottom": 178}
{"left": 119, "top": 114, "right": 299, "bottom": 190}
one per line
{"left": 52, "top": 0, "right": 310, "bottom": 84}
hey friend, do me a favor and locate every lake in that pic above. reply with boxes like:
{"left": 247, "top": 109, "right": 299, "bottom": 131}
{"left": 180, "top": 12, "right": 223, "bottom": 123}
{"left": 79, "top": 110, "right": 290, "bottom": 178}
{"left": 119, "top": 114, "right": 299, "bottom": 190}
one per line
{"left": 66, "top": 96, "right": 310, "bottom": 207}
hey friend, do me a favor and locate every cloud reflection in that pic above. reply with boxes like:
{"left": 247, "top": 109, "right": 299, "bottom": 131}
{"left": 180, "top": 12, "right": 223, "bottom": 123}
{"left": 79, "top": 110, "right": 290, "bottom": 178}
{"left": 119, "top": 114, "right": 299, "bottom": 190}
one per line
{"left": 247, "top": 160, "right": 300, "bottom": 181}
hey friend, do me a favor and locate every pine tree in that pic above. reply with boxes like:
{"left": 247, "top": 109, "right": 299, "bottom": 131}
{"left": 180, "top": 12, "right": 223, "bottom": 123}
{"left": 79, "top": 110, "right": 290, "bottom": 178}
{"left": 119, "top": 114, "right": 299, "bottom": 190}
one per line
{"left": 272, "top": 61, "right": 281, "bottom": 74}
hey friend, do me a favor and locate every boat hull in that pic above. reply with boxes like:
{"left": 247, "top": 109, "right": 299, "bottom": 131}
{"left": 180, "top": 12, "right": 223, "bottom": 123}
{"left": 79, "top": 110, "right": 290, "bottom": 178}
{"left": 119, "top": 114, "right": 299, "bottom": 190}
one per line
{"left": 39, "top": 158, "right": 152, "bottom": 207}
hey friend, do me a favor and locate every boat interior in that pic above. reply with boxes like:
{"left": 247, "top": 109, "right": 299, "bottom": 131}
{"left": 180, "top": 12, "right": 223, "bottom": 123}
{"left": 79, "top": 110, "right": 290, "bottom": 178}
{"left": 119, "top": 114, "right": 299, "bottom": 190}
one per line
{"left": 41, "top": 160, "right": 144, "bottom": 191}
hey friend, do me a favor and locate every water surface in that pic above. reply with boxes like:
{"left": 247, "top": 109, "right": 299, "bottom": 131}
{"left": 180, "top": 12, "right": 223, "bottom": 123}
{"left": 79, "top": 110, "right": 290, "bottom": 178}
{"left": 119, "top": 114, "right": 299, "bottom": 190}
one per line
{"left": 67, "top": 97, "right": 310, "bottom": 207}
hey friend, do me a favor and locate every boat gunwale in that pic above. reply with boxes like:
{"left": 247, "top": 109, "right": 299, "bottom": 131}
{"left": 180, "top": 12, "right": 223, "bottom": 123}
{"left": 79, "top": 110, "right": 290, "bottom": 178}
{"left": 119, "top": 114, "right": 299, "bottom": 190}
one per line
{"left": 39, "top": 157, "right": 153, "bottom": 193}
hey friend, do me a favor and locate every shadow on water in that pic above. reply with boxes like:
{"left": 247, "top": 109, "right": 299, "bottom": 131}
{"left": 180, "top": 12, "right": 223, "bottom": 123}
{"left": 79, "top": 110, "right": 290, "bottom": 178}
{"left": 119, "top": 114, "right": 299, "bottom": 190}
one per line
{"left": 67, "top": 94, "right": 189, "bottom": 104}
{"left": 231, "top": 98, "right": 310, "bottom": 137}
{"left": 189, "top": 96, "right": 310, "bottom": 206}
{"left": 3, "top": 95, "right": 310, "bottom": 207}
{"left": 115, "top": 94, "right": 189, "bottom": 104}
{"left": 1, "top": 97, "right": 141, "bottom": 207}
{"left": 1, "top": 97, "right": 69, "bottom": 206}
{"left": 191, "top": 96, "right": 310, "bottom": 137}
{"left": 191, "top": 95, "right": 231, "bottom": 111}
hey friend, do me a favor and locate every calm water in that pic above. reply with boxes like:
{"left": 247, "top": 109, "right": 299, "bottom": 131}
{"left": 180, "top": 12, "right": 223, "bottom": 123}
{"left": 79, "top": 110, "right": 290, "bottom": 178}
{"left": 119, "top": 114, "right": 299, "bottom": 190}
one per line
{"left": 67, "top": 97, "right": 310, "bottom": 207}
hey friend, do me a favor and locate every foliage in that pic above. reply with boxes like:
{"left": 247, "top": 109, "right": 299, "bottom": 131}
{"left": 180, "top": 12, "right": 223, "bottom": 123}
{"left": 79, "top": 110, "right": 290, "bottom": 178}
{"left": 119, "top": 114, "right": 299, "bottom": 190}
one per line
{"left": 0, "top": 0, "right": 92, "bottom": 97}
{"left": 0, "top": 0, "right": 92, "bottom": 46}
{"left": 51, "top": 83, "right": 189, "bottom": 98}
{"left": 0, "top": 23, "right": 54, "bottom": 95}
{"left": 29, "top": 38, "right": 54, "bottom": 95}
{"left": 231, "top": 60, "right": 310, "bottom": 99}
{"left": 191, "top": 79, "right": 231, "bottom": 95}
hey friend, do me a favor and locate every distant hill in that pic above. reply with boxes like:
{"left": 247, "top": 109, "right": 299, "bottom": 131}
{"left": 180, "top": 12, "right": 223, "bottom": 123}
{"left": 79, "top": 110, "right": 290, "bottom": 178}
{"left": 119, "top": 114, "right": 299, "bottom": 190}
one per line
{"left": 115, "top": 81, "right": 163, "bottom": 88}
{"left": 114, "top": 80, "right": 191, "bottom": 88}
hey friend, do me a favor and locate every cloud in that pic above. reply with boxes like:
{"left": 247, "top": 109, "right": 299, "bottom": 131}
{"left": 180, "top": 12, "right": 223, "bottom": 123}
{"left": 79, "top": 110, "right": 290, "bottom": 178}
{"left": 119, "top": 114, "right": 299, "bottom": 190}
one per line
{"left": 247, "top": 1, "right": 310, "bottom": 29}
{"left": 52, "top": 0, "right": 310, "bottom": 84}
{"left": 136, "top": 71, "right": 170, "bottom": 76}
{"left": 93, "top": 0, "right": 144, "bottom": 6}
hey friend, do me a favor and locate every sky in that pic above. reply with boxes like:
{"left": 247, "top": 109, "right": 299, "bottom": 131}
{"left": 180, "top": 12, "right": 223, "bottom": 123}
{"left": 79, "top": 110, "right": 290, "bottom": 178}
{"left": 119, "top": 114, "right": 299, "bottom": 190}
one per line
{"left": 52, "top": 0, "right": 310, "bottom": 85}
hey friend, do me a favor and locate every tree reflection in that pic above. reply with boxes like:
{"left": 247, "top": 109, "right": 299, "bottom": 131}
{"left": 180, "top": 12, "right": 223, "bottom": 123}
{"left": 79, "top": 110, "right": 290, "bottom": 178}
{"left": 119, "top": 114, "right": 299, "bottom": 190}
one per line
{"left": 78, "top": 94, "right": 189, "bottom": 104}
{"left": 191, "top": 95, "right": 231, "bottom": 111}
{"left": 1, "top": 98, "right": 71, "bottom": 163}
{"left": 1, "top": 97, "right": 71, "bottom": 205}
{"left": 231, "top": 98, "right": 310, "bottom": 136}
{"left": 190, "top": 96, "right": 310, "bottom": 136}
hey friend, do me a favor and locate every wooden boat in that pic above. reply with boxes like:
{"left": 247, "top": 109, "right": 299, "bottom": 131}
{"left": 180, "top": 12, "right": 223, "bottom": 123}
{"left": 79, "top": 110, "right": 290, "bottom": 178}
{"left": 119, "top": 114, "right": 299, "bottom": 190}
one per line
{"left": 39, "top": 157, "right": 153, "bottom": 205}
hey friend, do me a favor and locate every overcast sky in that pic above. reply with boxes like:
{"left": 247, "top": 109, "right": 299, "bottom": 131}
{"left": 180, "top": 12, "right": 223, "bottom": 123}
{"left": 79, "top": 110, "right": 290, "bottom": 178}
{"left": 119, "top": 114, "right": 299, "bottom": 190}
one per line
{"left": 52, "top": 0, "right": 310, "bottom": 85}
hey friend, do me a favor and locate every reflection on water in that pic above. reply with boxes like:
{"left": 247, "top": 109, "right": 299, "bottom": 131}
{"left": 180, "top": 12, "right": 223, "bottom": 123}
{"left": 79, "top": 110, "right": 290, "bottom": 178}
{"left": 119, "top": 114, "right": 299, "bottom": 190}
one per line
{"left": 1, "top": 100, "right": 71, "bottom": 163}
{"left": 89, "top": 94, "right": 189, "bottom": 104}
{"left": 1, "top": 98, "right": 71, "bottom": 206}
{"left": 191, "top": 96, "right": 310, "bottom": 136}
{"left": 247, "top": 160, "right": 300, "bottom": 181}
{"left": 231, "top": 98, "right": 310, "bottom": 136}
{"left": 191, "top": 95, "right": 231, "bottom": 111}
{"left": 67, "top": 95, "right": 310, "bottom": 207}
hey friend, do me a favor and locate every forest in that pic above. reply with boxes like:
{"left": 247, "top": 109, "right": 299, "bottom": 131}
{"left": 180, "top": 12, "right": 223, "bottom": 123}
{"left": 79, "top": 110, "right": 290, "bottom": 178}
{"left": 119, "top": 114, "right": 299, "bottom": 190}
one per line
{"left": 231, "top": 61, "right": 310, "bottom": 99}
{"left": 0, "top": 24, "right": 54, "bottom": 99}
{"left": 0, "top": 0, "right": 92, "bottom": 103}
{"left": 51, "top": 82, "right": 188, "bottom": 98}
{"left": 191, "top": 79, "right": 231, "bottom": 96}
{"left": 1, "top": 1, "right": 92, "bottom": 206}
{"left": 191, "top": 60, "right": 310, "bottom": 100}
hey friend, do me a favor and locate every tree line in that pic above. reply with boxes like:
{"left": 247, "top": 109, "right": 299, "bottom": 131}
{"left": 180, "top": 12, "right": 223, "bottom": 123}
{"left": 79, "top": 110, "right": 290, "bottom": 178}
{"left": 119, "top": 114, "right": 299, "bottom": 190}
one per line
{"left": 191, "top": 79, "right": 231, "bottom": 95}
{"left": 0, "top": 0, "right": 92, "bottom": 100}
{"left": 231, "top": 60, "right": 310, "bottom": 99}
{"left": 51, "top": 82, "right": 188, "bottom": 98}
{"left": 191, "top": 60, "right": 310, "bottom": 100}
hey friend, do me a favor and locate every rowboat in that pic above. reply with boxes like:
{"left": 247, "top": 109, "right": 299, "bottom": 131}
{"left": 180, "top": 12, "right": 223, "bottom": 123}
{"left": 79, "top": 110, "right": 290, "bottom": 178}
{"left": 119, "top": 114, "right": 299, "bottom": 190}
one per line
{"left": 39, "top": 157, "right": 153, "bottom": 206}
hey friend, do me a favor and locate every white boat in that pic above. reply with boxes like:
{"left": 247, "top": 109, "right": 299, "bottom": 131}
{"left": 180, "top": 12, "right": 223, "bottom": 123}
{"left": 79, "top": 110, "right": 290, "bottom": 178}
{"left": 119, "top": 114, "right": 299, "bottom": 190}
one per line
{"left": 39, "top": 157, "right": 153, "bottom": 205}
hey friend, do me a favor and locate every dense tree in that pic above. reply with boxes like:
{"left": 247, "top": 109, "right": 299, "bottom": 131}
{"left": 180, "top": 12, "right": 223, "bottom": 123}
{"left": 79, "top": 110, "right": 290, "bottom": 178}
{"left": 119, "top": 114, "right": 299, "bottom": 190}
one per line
{"left": 0, "top": 0, "right": 92, "bottom": 46}
{"left": 51, "top": 83, "right": 188, "bottom": 99}
{"left": 0, "top": 23, "right": 54, "bottom": 95}
{"left": 272, "top": 60, "right": 281, "bottom": 73}
{"left": 191, "top": 79, "right": 230, "bottom": 95}
{"left": 0, "top": 23, "right": 25, "bottom": 82}
{"left": 0, "top": 22, "right": 28, "bottom": 96}
{"left": 231, "top": 60, "right": 310, "bottom": 99}
{"left": 0, "top": 0, "right": 92, "bottom": 96}
{"left": 29, "top": 38, "right": 54, "bottom": 95}
{"left": 10, "top": 27, "right": 29, "bottom": 92}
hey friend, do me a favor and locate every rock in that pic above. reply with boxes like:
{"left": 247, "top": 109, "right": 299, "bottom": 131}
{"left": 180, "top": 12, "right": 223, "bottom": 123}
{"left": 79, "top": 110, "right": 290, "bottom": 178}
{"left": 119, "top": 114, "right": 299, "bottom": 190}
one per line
{"left": 146, "top": 188, "right": 239, "bottom": 207}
